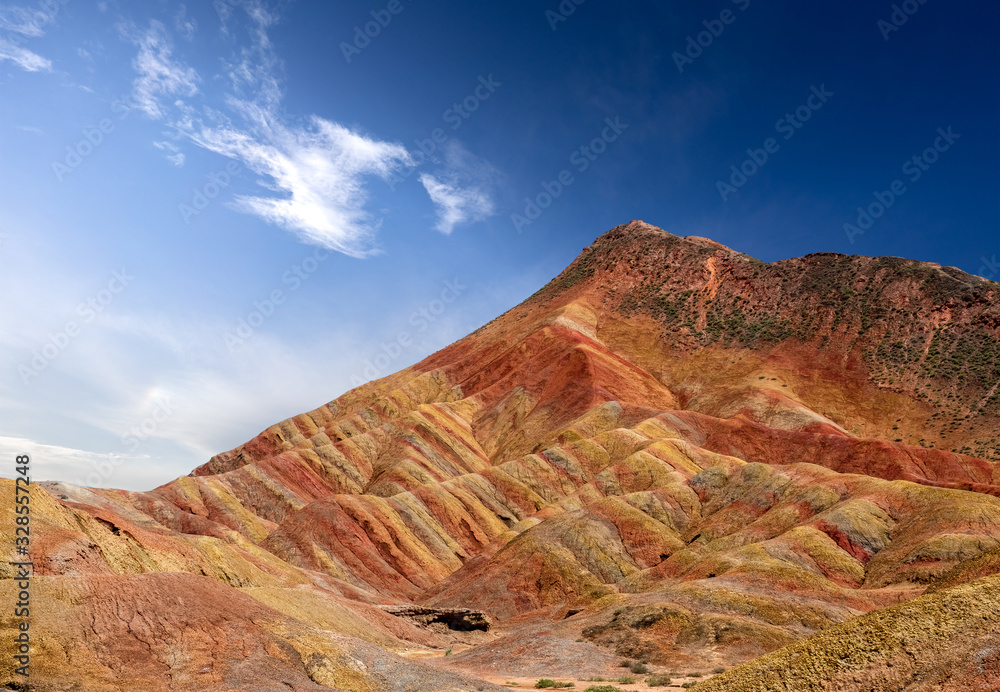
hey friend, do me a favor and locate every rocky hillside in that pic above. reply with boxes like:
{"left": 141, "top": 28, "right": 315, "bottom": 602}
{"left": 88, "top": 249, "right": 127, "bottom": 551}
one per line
{"left": 4, "top": 221, "right": 999, "bottom": 691}
{"left": 528, "top": 222, "right": 1000, "bottom": 460}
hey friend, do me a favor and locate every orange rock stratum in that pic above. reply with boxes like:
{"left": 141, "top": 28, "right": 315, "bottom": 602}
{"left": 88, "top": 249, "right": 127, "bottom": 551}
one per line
{"left": 4, "top": 221, "right": 1000, "bottom": 691}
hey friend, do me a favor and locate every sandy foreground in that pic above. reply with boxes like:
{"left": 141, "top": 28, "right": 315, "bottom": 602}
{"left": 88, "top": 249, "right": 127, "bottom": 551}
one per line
{"left": 400, "top": 648, "right": 723, "bottom": 690}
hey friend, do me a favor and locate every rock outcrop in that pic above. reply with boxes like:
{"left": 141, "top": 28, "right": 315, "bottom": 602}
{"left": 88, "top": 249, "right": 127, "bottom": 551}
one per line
{"left": 380, "top": 606, "right": 493, "bottom": 632}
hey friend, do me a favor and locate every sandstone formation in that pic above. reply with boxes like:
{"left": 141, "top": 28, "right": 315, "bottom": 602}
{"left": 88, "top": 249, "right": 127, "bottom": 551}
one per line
{"left": 3, "top": 221, "right": 998, "bottom": 690}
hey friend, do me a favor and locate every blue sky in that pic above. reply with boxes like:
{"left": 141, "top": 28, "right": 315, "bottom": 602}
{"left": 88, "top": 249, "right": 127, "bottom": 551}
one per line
{"left": 1, "top": 0, "right": 997, "bottom": 490}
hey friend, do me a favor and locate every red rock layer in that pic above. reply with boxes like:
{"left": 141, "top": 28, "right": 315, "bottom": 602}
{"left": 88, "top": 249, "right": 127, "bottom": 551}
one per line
{"left": 5, "top": 221, "right": 1000, "bottom": 689}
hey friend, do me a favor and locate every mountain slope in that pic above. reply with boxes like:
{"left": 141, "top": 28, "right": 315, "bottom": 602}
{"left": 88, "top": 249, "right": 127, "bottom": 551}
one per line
{"left": 695, "top": 573, "right": 1000, "bottom": 691}
{"left": 6, "top": 221, "right": 1000, "bottom": 691}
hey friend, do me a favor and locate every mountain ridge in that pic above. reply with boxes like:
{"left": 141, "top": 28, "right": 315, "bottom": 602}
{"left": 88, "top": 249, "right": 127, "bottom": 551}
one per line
{"left": 9, "top": 220, "right": 1000, "bottom": 691}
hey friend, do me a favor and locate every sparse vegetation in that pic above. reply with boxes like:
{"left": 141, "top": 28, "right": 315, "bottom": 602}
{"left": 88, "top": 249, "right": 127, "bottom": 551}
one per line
{"left": 646, "top": 674, "right": 672, "bottom": 687}
{"left": 628, "top": 662, "right": 649, "bottom": 674}
{"left": 583, "top": 686, "right": 621, "bottom": 692}
{"left": 535, "top": 681, "right": 574, "bottom": 689}
{"left": 712, "top": 667, "right": 726, "bottom": 674}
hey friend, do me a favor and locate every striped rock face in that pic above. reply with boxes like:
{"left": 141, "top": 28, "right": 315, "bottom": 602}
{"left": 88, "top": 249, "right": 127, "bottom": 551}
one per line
{"left": 5, "top": 221, "right": 1000, "bottom": 690}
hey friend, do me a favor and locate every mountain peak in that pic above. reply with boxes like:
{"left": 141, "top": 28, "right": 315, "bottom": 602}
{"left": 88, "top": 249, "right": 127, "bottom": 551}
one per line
{"left": 517, "top": 223, "right": 999, "bottom": 460}
{"left": 12, "top": 221, "right": 1000, "bottom": 692}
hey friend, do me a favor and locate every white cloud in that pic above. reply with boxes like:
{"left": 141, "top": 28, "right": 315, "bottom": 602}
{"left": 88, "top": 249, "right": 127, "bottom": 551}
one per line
{"left": 0, "top": 6, "right": 47, "bottom": 36}
{"left": 0, "top": 435, "right": 161, "bottom": 489}
{"left": 0, "top": 37, "right": 51, "bottom": 72}
{"left": 0, "top": 2, "right": 63, "bottom": 72}
{"left": 118, "top": 0, "right": 487, "bottom": 256}
{"left": 174, "top": 5, "right": 197, "bottom": 41}
{"left": 420, "top": 173, "right": 494, "bottom": 235}
{"left": 153, "top": 140, "right": 185, "bottom": 166}
{"left": 189, "top": 114, "right": 411, "bottom": 256}
{"left": 120, "top": 20, "right": 199, "bottom": 119}
{"left": 172, "top": 2, "right": 412, "bottom": 257}
{"left": 418, "top": 141, "right": 496, "bottom": 234}
{"left": 220, "top": 1, "right": 282, "bottom": 114}
{"left": 16, "top": 124, "right": 42, "bottom": 135}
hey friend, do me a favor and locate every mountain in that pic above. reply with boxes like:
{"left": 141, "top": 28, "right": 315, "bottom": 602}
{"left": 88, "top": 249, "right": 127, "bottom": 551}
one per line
{"left": 5, "top": 220, "right": 1000, "bottom": 691}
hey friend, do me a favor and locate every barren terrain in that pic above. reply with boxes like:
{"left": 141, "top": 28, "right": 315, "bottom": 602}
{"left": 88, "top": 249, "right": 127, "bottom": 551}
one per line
{"left": 3, "top": 221, "right": 999, "bottom": 690}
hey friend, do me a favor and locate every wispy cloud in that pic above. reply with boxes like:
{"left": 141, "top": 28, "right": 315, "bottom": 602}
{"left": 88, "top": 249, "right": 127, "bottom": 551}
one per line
{"left": 175, "top": 2, "right": 412, "bottom": 257}
{"left": 189, "top": 115, "right": 412, "bottom": 256}
{"left": 0, "top": 37, "right": 51, "bottom": 72}
{"left": 0, "top": 2, "right": 63, "bottom": 72}
{"left": 0, "top": 6, "right": 48, "bottom": 36}
{"left": 222, "top": 4, "right": 281, "bottom": 111}
{"left": 419, "top": 141, "right": 496, "bottom": 234}
{"left": 153, "top": 140, "right": 185, "bottom": 166}
{"left": 16, "top": 124, "right": 42, "bottom": 135}
{"left": 420, "top": 174, "right": 494, "bottom": 235}
{"left": 174, "top": 4, "right": 197, "bottom": 42}
{"left": 120, "top": 20, "right": 199, "bottom": 119}
{"left": 117, "top": 0, "right": 485, "bottom": 255}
